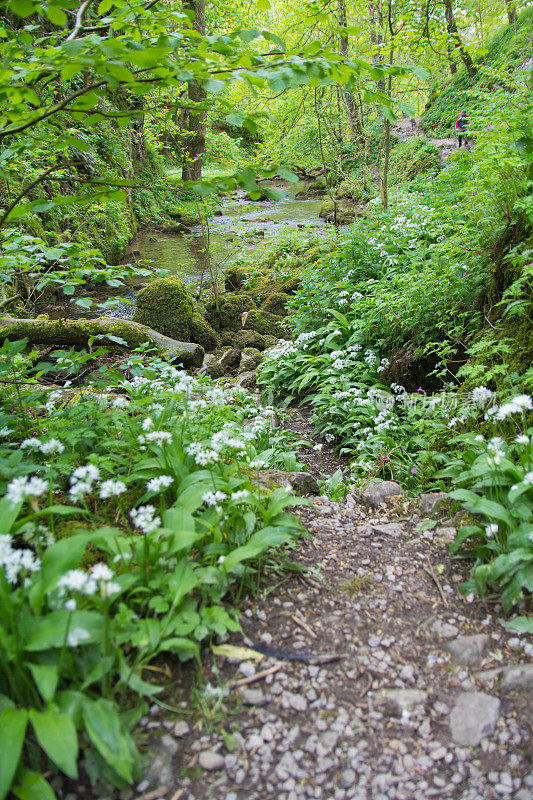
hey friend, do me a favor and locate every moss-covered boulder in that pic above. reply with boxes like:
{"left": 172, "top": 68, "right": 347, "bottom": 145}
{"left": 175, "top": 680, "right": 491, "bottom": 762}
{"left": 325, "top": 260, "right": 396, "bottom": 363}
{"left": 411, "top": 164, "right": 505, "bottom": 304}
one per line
{"left": 261, "top": 292, "right": 290, "bottom": 316}
{"left": 133, "top": 277, "right": 195, "bottom": 340}
{"left": 319, "top": 198, "right": 366, "bottom": 225}
{"left": 244, "top": 310, "right": 288, "bottom": 338}
{"left": 224, "top": 265, "right": 245, "bottom": 292}
{"left": 190, "top": 313, "right": 221, "bottom": 351}
{"left": 335, "top": 180, "right": 369, "bottom": 203}
{"left": 233, "top": 329, "right": 267, "bottom": 350}
{"left": 239, "top": 347, "right": 263, "bottom": 372}
{"left": 205, "top": 293, "right": 257, "bottom": 332}
{"left": 280, "top": 276, "right": 301, "bottom": 294}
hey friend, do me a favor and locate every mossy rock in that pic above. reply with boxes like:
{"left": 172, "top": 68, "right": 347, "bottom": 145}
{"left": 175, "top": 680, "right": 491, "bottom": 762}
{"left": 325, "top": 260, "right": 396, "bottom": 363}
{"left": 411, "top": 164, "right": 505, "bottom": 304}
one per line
{"left": 335, "top": 180, "right": 368, "bottom": 202}
{"left": 239, "top": 347, "right": 263, "bottom": 371}
{"left": 224, "top": 265, "right": 245, "bottom": 292}
{"left": 233, "top": 329, "right": 267, "bottom": 351}
{"left": 133, "top": 276, "right": 195, "bottom": 340}
{"left": 204, "top": 293, "right": 257, "bottom": 332}
{"left": 281, "top": 277, "right": 302, "bottom": 294}
{"left": 319, "top": 198, "right": 365, "bottom": 225}
{"left": 403, "top": 145, "right": 440, "bottom": 180}
{"left": 190, "top": 313, "right": 221, "bottom": 351}
{"left": 244, "top": 310, "right": 288, "bottom": 338}
{"left": 261, "top": 292, "right": 290, "bottom": 316}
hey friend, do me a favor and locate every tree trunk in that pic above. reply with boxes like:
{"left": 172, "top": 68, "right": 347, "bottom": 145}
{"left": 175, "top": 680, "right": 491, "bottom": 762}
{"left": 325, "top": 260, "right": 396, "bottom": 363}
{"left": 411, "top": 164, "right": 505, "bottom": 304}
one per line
{"left": 337, "top": 0, "right": 363, "bottom": 144}
{"left": 505, "top": 0, "right": 517, "bottom": 24}
{"left": 443, "top": 0, "right": 476, "bottom": 77}
{"left": 131, "top": 95, "right": 146, "bottom": 163}
{"left": 0, "top": 316, "right": 205, "bottom": 366}
{"left": 447, "top": 39, "right": 457, "bottom": 75}
{"left": 369, "top": 0, "right": 386, "bottom": 94}
{"left": 182, "top": 0, "right": 207, "bottom": 181}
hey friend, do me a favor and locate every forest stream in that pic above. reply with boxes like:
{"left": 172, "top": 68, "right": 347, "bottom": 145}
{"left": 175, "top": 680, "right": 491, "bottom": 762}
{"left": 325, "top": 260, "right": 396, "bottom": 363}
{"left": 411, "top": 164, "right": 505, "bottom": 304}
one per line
{"left": 48, "top": 180, "right": 325, "bottom": 320}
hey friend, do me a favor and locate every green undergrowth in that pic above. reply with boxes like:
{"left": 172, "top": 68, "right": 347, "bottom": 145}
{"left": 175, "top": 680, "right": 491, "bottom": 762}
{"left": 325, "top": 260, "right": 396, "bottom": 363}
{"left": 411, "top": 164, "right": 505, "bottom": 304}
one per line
{"left": 0, "top": 340, "right": 309, "bottom": 797}
{"left": 422, "top": 8, "right": 533, "bottom": 136}
{"left": 256, "top": 85, "right": 533, "bottom": 624}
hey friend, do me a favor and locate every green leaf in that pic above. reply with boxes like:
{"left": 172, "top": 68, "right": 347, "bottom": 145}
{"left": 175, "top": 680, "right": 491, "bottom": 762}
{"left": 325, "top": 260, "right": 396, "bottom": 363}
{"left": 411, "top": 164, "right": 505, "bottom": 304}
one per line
{"left": 504, "top": 616, "right": 533, "bottom": 634}
{"left": 277, "top": 167, "right": 298, "bottom": 182}
{"left": 0, "top": 496, "right": 22, "bottom": 534}
{"left": 0, "top": 708, "right": 27, "bottom": 800}
{"left": 29, "top": 708, "right": 78, "bottom": 779}
{"left": 24, "top": 610, "right": 103, "bottom": 651}
{"left": 11, "top": 770, "right": 57, "bottom": 800}
{"left": 27, "top": 662, "right": 59, "bottom": 703}
{"left": 204, "top": 78, "right": 226, "bottom": 93}
{"left": 44, "top": 4, "right": 67, "bottom": 25}
{"left": 257, "top": 0, "right": 271, "bottom": 10}
{"left": 225, "top": 112, "right": 244, "bottom": 126}
{"left": 81, "top": 697, "right": 134, "bottom": 783}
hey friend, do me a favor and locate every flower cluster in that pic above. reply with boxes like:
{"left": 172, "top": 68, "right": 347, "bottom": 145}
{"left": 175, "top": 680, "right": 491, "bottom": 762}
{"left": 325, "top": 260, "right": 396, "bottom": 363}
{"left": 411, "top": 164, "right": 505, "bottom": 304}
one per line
{"left": 130, "top": 505, "right": 161, "bottom": 533}
{"left": 0, "top": 534, "right": 41, "bottom": 584}
{"left": 6, "top": 475, "right": 49, "bottom": 505}
{"left": 69, "top": 464, "right": 100, "bottom": 501}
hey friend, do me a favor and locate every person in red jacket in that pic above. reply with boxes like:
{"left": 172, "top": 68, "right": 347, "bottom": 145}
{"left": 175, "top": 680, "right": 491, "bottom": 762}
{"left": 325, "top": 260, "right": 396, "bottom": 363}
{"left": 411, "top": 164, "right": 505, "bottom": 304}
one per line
{"left": 456, "top": 110, "right": 469, "bottom": 148}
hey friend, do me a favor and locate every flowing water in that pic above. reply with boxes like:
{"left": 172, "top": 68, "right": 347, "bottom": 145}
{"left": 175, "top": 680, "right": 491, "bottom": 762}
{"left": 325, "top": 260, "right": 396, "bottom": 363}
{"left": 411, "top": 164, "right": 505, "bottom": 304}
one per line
{"left": 51, "top": 180, "right": 325, "bottom": 319}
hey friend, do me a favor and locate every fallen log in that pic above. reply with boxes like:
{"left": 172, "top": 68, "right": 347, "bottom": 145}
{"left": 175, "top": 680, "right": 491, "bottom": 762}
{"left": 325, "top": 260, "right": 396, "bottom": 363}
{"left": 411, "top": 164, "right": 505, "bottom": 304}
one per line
{"left": 0, "top": 315, "right": 205, "bottom": 367}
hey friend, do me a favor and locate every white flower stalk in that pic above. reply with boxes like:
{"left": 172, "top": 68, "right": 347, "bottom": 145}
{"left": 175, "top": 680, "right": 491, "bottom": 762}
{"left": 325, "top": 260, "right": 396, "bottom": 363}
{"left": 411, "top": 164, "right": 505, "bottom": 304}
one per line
{"left": 6, "top": 475, "right": 49, "bottom": 505}
{"left": 99, "top": 480, "right": 127, "bottom": 499}
{"left": 130, "top": 505, "right": 161, "bottom": 533}
{"left": 146, "top": 475, "right": 173, "bottom": 493}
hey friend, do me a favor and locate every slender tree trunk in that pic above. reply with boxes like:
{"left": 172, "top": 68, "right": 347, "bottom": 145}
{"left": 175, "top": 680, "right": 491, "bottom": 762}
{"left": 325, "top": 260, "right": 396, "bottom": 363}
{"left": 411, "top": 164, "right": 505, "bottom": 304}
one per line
{"left": 337, "top": 0, "right": 362, "bottom": 144}
{"left": 131, "top": 96, "right": 146, "bottom": 163}
{"left": 505, "top": 0, "right": 517, "bottom": 24}
{"left": 447, "top": 39, "right": 457, "bottom": 75}
{"left": 379, "top": 43, "right": 394, "bottom": 211}
{"left": 182, "top": 0, "right": 207, "bottom": 181}
{"left": 369, "top": 0, "right": 386, "bottom": 93}
{"left": 443, "top": 0, "right": 476, "bottom": 77}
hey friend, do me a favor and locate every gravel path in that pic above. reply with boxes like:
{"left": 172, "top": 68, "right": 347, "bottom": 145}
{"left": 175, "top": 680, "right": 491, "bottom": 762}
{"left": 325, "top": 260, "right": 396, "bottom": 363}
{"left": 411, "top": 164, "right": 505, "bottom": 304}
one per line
{"left": 134, "top": 434, "right": 532, "bottom": 800}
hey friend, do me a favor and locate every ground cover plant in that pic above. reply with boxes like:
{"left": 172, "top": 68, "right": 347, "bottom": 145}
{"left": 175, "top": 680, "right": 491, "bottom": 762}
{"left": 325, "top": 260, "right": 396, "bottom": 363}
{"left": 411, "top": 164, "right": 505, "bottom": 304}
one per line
{"left": 257, "top": 71, "right": 533, "bottom": 626}
{"left": 0, "top": 338, "right": 308, "bottom": 798}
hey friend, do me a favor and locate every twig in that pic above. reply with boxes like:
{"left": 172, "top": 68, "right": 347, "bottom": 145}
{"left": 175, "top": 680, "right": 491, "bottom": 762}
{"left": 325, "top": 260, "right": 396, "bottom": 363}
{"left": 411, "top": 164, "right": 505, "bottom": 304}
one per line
{"left": 66, "top": 0, "right": 91, "bottom": 41}
{"left": 422, "top": 560, "right": 449, "bottom": 607}
{"left": 134, "top": 787, "right": 169, "bottom": 800}
{"left": 228, "top": 664, "right": 281, "bottom": 689}
{"left": 291, "top": 613, "right": 317, "bottom": 639}
{"left": 169, "top": 790, "right": 185, "bottom": 800}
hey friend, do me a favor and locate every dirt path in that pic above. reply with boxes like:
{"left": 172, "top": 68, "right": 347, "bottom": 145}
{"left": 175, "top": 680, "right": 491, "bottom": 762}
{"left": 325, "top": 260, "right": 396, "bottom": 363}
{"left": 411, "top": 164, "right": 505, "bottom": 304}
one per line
{"left": 134, "top": 419, "right": 532, "bottom": 800}
{"left": 391, "top": 116, "right": 457, "bottom": 160}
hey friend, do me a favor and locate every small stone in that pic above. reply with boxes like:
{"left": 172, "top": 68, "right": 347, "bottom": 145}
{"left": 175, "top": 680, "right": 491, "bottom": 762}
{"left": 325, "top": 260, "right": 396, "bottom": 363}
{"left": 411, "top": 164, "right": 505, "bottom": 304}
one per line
{"left": 288, "top": 693, "right": 308, "bottom": 712}
{"left": 370, "top": 523, "right": 405, "bottom": 537}
{"left": 360, "top": 480, "right": 403, "bottom": 508}
{"left": 447, "top": 634, "right": 489, "bottom": 665}
{"left": 173, "top": 720, "right": 190, "bottom": 738}
{"left": 340, "top": 769, "right": 356, "bottom": 789}
{"left": 376, "top": 689, "right": 427, "bottom": 715}
{"left": 432, "top": 619, "right": 459, "bottom": 639}
{"left": 419, "top": 493, "right": 449, "bottom": 514}
{"left": 238, "top": 661, "right": 256, "bottom": 677}
{"left": 199, "top": 751, "right": 225, "bottom": 771}
{"left": 160, "top": 733, "right": 178, "bottom": 755}
{"left": 430, "top": 747, "right": 447, "bottom": 761}
{"left": 242, "top": 688, "right": 267, "bottom": 706}
{"left": 289, "top": 472, "right": 320, "bottom": 496}
{"left": 500, "top": 663, "right": 533, "bottom": 690}
{"left": 449, "top": 692, "right": 500, "bottom": 746}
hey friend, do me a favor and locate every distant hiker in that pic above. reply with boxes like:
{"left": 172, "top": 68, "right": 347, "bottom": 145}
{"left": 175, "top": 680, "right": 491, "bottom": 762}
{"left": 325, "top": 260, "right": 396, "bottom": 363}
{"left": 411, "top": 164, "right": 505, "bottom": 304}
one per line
{"left": 410, "top": 117, "right": 416, "bottom": 130}
{"left": 456, "top": 110, "right": 469, "bottom": 148}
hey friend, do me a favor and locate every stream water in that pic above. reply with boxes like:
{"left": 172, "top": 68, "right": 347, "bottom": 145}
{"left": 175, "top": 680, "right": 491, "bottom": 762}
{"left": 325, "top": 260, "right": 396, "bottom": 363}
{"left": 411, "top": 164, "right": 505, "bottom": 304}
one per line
{"left": 53, "top": 180, "right": 325, "bottom": 320}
